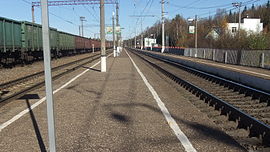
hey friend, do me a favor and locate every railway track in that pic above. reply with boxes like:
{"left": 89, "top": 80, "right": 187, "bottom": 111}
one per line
{"left": 129, "top": 48, "right": 270, "bottom": 148}
{"left": 0, "top": 51, "right": 111, "bottom": 105}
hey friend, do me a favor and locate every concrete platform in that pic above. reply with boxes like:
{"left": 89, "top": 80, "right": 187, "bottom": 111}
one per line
{"left": 143, "top": 50, "right": 270, "bottom": 93}
{"left": 0, "top": 49, "right": 246, "bottom": 151}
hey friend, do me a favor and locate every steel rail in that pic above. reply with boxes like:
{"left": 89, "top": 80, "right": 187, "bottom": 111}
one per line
{"left": 0, "top": 50, "right": 112, "bottom": 105}
{"left": 0, "top": 53, "right": 100, "bottom": 90}
{"left": 129, "top": 48, "right": 270, "bottom": 146}
{"left": 139, "top": 50, "right": 270, "bottom": 104}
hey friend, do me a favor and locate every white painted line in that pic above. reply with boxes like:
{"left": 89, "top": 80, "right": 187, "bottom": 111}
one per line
{"left": 125, "top": 50, "right": 197, "bottom": 152}
{"left": 0, "top": 54, "right": 112, "bottom": 132}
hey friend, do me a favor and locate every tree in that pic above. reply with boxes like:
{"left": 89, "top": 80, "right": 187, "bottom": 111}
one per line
{"left": 242, "top": 6, "right": 248, "bottom": 18}
{"left": 228, "top": 10, "right": 234, "bottom": 22}
{"left": 248, "top": 33, "right": 270, "bottom": 49}
{"left": 220, "top": 17, "right": 228, "bottom": 30}
{"left": 251, "top": 4, "right": 255, "bottom": 10}
{"left": 137, "top": 1, "right": 270, "bottom": 49}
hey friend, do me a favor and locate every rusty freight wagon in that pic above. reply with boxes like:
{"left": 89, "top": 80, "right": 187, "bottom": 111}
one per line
{"left": 75, "top": 36, "right": 93, "bottom": 53}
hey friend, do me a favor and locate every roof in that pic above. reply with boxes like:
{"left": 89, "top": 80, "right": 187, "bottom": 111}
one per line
{"left": 205, "top": 27, "right": 222, "bottom": 39}
{"left": 212, "top": 27, "right": 222, "bottom": 35}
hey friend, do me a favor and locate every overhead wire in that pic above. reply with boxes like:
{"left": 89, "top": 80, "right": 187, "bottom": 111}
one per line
{"left": 135, "top": 0, "right": 154, "bottom": 34}
{"left": 198, "top": 0, "right": 261, "bottom": 18}
{"left": 83, "top": 5, "right": 100, "bottom": 23}
{"left": 141, "top": 0, "right": 154, "bottom": 22}
{"left": 171, "top": 0, "right": 257, "bottom": 10}
{"left": 168, "top": 0, "right": 261, "bottom": 19}
{"left": 20, "top": 0, "right": 97, "bottom": 36}
{"left": 21, "top": 0, "right": 78, "bottom": 26}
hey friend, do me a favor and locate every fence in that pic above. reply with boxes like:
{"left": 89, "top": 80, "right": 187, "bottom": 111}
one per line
{"left": 178, "top": 48, "right": 270, "bottom": 69}
{"left": 144, "top": 47, "right": 270, "bottom": 69}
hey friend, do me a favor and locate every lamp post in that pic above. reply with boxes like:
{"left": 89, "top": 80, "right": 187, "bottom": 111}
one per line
{"left": 80, "top": 16, "right": 86, "bottom": 37}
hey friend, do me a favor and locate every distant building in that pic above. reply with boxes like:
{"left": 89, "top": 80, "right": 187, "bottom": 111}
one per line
{"left": 206, "top": 27, "right": 222, "bottom": 40}
{"left": 206, "top": 18, "right": 263, "bottom": 39}
{"left": 227, "top": 18, "right": 263, "bottom": 35}
{"left": 144, "top": 38, "right": 156, "bottom": 48}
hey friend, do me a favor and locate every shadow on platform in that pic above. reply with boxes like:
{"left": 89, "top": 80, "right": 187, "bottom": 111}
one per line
{"left": 19, "top": 94, "right": 47, "bottom": 152}
{"left": 82, "top": 66, "right": 100, "bottom": 72}
{"left": 103, "top": 102, "right": 246, "bottom": 150}
{"left": 111, "top": 112, "right": 131, "bottom": 124}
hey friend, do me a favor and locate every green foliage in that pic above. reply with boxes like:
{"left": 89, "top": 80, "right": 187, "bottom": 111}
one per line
{"left": 126, "top": 1, "right": 270, "bottom": 50}
{"left": 248, "top": 33, "right": 270, "bottom": 49}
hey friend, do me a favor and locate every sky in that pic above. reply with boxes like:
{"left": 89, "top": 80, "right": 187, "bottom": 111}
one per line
{"left": 0, "top": 0, "right": 268, "bottom": 40}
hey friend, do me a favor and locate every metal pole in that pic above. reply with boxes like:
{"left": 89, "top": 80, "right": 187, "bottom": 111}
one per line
{"left": 161, "top": 0, "right": 165, "bottom": 53}
{"left": 113, "top": 12, "right": 116, "bottom": 57}
{"left": 79, "top": 26, "right": 81, "bottom": 36}
{"left": 238, "top": 3, "right": 242, "bottom": 33}
{"left": 41, "top": 0, "right": 56, "bottom": 151}
{"left": 80, "top": 17, "right": 85, "bottom": 37}
{"left": 238, "top": 2, "right": 242, "bottom": 40}
{"left": 224, "top": 51, "right": 228, "bottom": 64}
{"left": 233, "top": 2, "right": 242, "bottom": 38}
{"left": 141, "top": 19, "right": 143, "bottom": 50}
{"left": 116, "top": 2, "right": 120, "bottom": 47}
{"left": 195, "top": 15, "right": 198, "bottom": 57}
{"left": 261, "top": 53, "right": 265, "bottom": 68}
{"left": 135, "top": 28, "right": 137, "bottom": 48}
{"left": 100, "top": 0, "right": 106, "bottom": 72}
{"left": 81, "top": 20, "right": 84, "bottom": 37}
{"left": 32, "top": 6, "right": 35, "bottom": 23}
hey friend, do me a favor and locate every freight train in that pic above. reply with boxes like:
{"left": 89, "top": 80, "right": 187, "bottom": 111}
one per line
{"left": 0, "top": 16, "right": 111, "bottom": 66}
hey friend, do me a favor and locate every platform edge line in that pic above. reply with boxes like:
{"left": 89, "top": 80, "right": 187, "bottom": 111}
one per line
{"left": 0, "top": 53, "right": 113, "bottom": 132}
{"left": 125, "top": 49, "right": 197, "bottom": 152}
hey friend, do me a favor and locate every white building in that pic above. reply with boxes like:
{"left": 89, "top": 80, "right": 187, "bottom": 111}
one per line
{"left": 206, "top": 27, "right": 222, "bottom": 40}
{"left": 144, "top": 38, "right": 156, "bottom": 48}
{"left": 227, "top": 18, "right": 263, "bottom": 35}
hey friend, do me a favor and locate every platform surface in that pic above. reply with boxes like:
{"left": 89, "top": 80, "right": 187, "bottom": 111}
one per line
{"left": 151, "top": 50, "right": 270, "bottom": 81}
{"left": 0, "top": 49, "right": 246, "bottom": 151}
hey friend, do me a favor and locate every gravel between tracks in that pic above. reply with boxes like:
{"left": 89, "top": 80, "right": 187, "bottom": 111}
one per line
{"left": 0, "top": 53, "right": 98, "bottom": 84}
{"left": 132, "top": 50, "right": 270, "bottom": 151}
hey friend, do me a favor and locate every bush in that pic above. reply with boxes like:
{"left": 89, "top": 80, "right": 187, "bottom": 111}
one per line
{"left": 248, "top": 33, "right": 270, "bottom": 49}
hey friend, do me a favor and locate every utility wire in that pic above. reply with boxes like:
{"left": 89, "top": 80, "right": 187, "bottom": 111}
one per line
{"left": 21, "top": 0, "right": 77, "bottom": 26}
{"left": 198, "top": 0, "right": 261, "bottom": 18}
{"left": 83, "top": 5, "right": 100, "bottom": 23}
{"left": 135, "top": 0, "right": 154, "bottom": 34}
{"left": 20, "top": 0, "right": 96, "bottom": 35}
{"left": 170, "top": 0, "right": 258, "bottom": 12}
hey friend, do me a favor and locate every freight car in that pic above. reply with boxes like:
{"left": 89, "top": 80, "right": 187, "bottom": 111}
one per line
{"left": 0, "top": 17, "right": 22, "bottom": 65}
{"left": 75, "top": 35, "right": 88, "bottom": 53}
{"left": 0, "top": 16, "right": 105, "bottom": 67}
{"left": 0, "top": 17, "right": 59, "bottom": 65}
{"left": 21, "top": 21, "right": 59, "bottom": 60}
{"left": 58, "top": 31, "right": 75, "bottom": 56}
{"left": 90, "top": 39, "right": 101, "bottom": 51}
